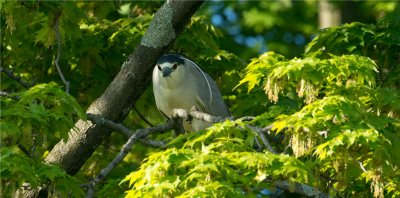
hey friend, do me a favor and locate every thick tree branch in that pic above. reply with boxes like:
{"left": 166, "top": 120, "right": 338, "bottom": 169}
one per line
{"left": 20, "top": 1, "right": 204, "bottom": 197}
{"left": 44, "top": 0, "right": 203, "bottom": 175}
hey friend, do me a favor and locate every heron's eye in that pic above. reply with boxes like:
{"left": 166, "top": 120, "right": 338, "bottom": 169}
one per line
{"left": 172, "top": 63, "right": 178, "bottom": 70}
{"left": 157, "top": 64, "right": 162, "bottom": 71}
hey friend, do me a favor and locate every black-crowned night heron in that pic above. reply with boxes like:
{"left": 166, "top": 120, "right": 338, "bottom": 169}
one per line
{"left": 152, "top": 53, "right": 231, "bottom": 132}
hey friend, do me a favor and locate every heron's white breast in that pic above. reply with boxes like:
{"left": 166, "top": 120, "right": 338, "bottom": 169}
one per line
{"left": 152, "top": 65, "right": 199, "bottom": 117}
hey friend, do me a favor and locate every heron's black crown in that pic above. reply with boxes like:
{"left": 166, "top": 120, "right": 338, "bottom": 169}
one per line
{"left": 157, "top": 54, "right": 185, "bottom": 65}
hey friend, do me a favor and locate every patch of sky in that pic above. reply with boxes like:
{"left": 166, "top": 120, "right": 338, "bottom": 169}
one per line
{"left": 234, "top": 34, "right": 245, "bottom": 44}
{"left": 223, "top": 7, "right": 237, "bottom": 22}
{"left": 211, "top": 14, "right": 224, "bottom": 26}
{"left": 245, "top": 36, "right": 258, "bottom": 47}
{"left": 245, "top": 35, "right": 266, "bottom": 52}
{"left": 294, "top": 33, "right": 306, "bottom": 45}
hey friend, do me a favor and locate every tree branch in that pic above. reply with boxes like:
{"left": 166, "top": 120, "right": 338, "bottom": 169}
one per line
{"left": 44, "top": 0, "right": 204, "bottom": 176}
{"left": 20, "top": 1, "right": 204, "bottom": 197}
{"left": 0, "top": 90, "right": 20, "bottom": 100}
{"left": 87, "top": 113, "right": 167, "bottom": 148}
{"left": 53, "top": 11, "right": 70, "bottom": 94}
{"left": 133, "top": 106, "right": 154, "bottom": 127}
{"left": 0, "top": 67, "right": 32, "bottom": 89}
{"left": 139, "top": 138, "right": 167, "bottom": 148}
{"left": 246, "top": 125, "right": 278, "bottom": 154}
{"left": 87, "top": 113, "right": 133, "bottom": 137}
{"left": 85, "top": 109, "right": 328, "bottom": 197}
{"left": 274, "top": 180, "right": 329, "bottom": 198}
{"left": 85, "top": 120, "right": 174, "bottom": 197}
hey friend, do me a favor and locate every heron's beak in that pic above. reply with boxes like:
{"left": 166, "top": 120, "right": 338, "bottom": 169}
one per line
{"left": 162, "top": 67, "right": 172, "bottom": 77}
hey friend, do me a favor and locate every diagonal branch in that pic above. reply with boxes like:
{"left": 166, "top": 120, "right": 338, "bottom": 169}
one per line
{"left": 87, "top": 113, "right": 167, "bottom": 148}
{"left": 85, "top": 120, "right": 174, "bottom": 198}
{"left": 44, "top": 0, "right": 204, "bottom": 176}
{"left": 133, "top": 106, "right": 154, "bottom": 127}
{"left": 19, "top": 1, "right": 204, "bottom": 197}
{"left": 0, "top": 67, "right": 33, "bottom": 89}
{"left": 85, "top": 108, "right": 328, "bottom": 198}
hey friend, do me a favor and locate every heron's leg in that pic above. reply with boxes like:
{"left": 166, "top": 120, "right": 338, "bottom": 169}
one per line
{"left": 172, "top": 118, "right": 185, "bottom": 137}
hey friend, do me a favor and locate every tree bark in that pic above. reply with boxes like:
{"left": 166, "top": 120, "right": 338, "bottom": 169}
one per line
{"left": 16, "top": 1, "right": 204, "bottom": 197}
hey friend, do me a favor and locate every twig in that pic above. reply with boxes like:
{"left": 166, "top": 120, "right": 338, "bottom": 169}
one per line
{"left": 189, "top": 106, "right": 226, "bottom": 123}
{"left": 139, "top": 138, "right": 166, "bottom": 148}
{"left": 87, "top": 113, "right": 167, "bottom": 148}
{"left": 237, "top": 116, "right": 255, "bottom": 121}
{"left": 0, "top": 90, "right": 20, "bottom": 100}
{"left": 17, "top": 143, "right": 31, "bottom": 157}
{"left": 0, "top": 67, "right": 32, "bottom": 89}
{"left": 85, "top": 121, "right": 174, "bottom": 198}
{"left": 318, "top": 130, "right": 328, "bottom": 138}
{"left": 133, "top": 106, "right": 154, "bottom": 127}
{"left": 87, "top": 113, "right": 133, "bottom": 137}
{"left": 356, "top": 160, "right": 367, "bottom": 173}
{"left": 261, "top": 125, "right": 273, "bottom": 133}
{"left": 247, "top": 125, "right": 277, "bottom": 154}
{"left": 253, "top": 135, "right": 263, "bottom": 151}
{"left": 53, "top": 11, "right": 70, "bottom": 94}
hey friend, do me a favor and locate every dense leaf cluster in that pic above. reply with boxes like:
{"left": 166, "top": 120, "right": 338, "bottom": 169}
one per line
{"left": 1, "top": 1, "right": 399, "bottom": 198}
{"left": 125, "top": 7, "right": 400, "bottom": 198}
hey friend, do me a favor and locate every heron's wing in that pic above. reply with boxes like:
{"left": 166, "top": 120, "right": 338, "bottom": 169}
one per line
{"left": 195, "top": 96, "right": 208, "bottom": 113}
{"left": 181, "top": 57, "right": 231, "bottom": 117}
{"left": 203, "top": 73, "right": 231, "bottom": 117}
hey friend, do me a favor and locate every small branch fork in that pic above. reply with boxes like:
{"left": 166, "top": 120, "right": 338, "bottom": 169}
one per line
{"left": 84, "top": 107, "right": 328, "bottom": 198}
{"left": 84, "top": 114, "right": 173, "bottom": 198}
{"left": 2, "top": 11, "right": 69, "bottom": 95}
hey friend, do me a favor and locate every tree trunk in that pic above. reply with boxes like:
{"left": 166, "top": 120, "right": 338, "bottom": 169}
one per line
{"left": 16, "top": 1, "right": 204, "bottom": 197}
{"left": 318, "top": 0, "right": 341, "bottom": 29}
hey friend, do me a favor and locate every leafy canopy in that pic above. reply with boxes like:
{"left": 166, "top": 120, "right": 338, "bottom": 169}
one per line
{"left": 123, "top": 7, "right": 400, "bottom": 198}
{"left": 1, "top": 1, "right": 400, "bottom": 198}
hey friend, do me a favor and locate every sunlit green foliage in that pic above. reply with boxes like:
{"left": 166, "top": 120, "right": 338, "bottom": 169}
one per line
{"left": 0, "top": 83, "right": 86, "bottom": 195}
{"left": 122, "top": 120, "right": 314, "bottom": 197}
{"left": 235, "top": 15, "right": 400, "bottom": 198}
{"left": 1, "top": 147, "right": 84, "bottom": 197}
{"left": 126, "top": 6, "right": 400, "bottom": 198}
{"left": 1, "top": 83, "right": 85, "bottom": 143}
{"left": 1, "top": 0, "right": 399, "bottom": 198}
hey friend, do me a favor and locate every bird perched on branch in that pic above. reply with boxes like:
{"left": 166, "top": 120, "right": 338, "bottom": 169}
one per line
{"left": 152, "top": 53, "right": 231, "bottom": 132}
